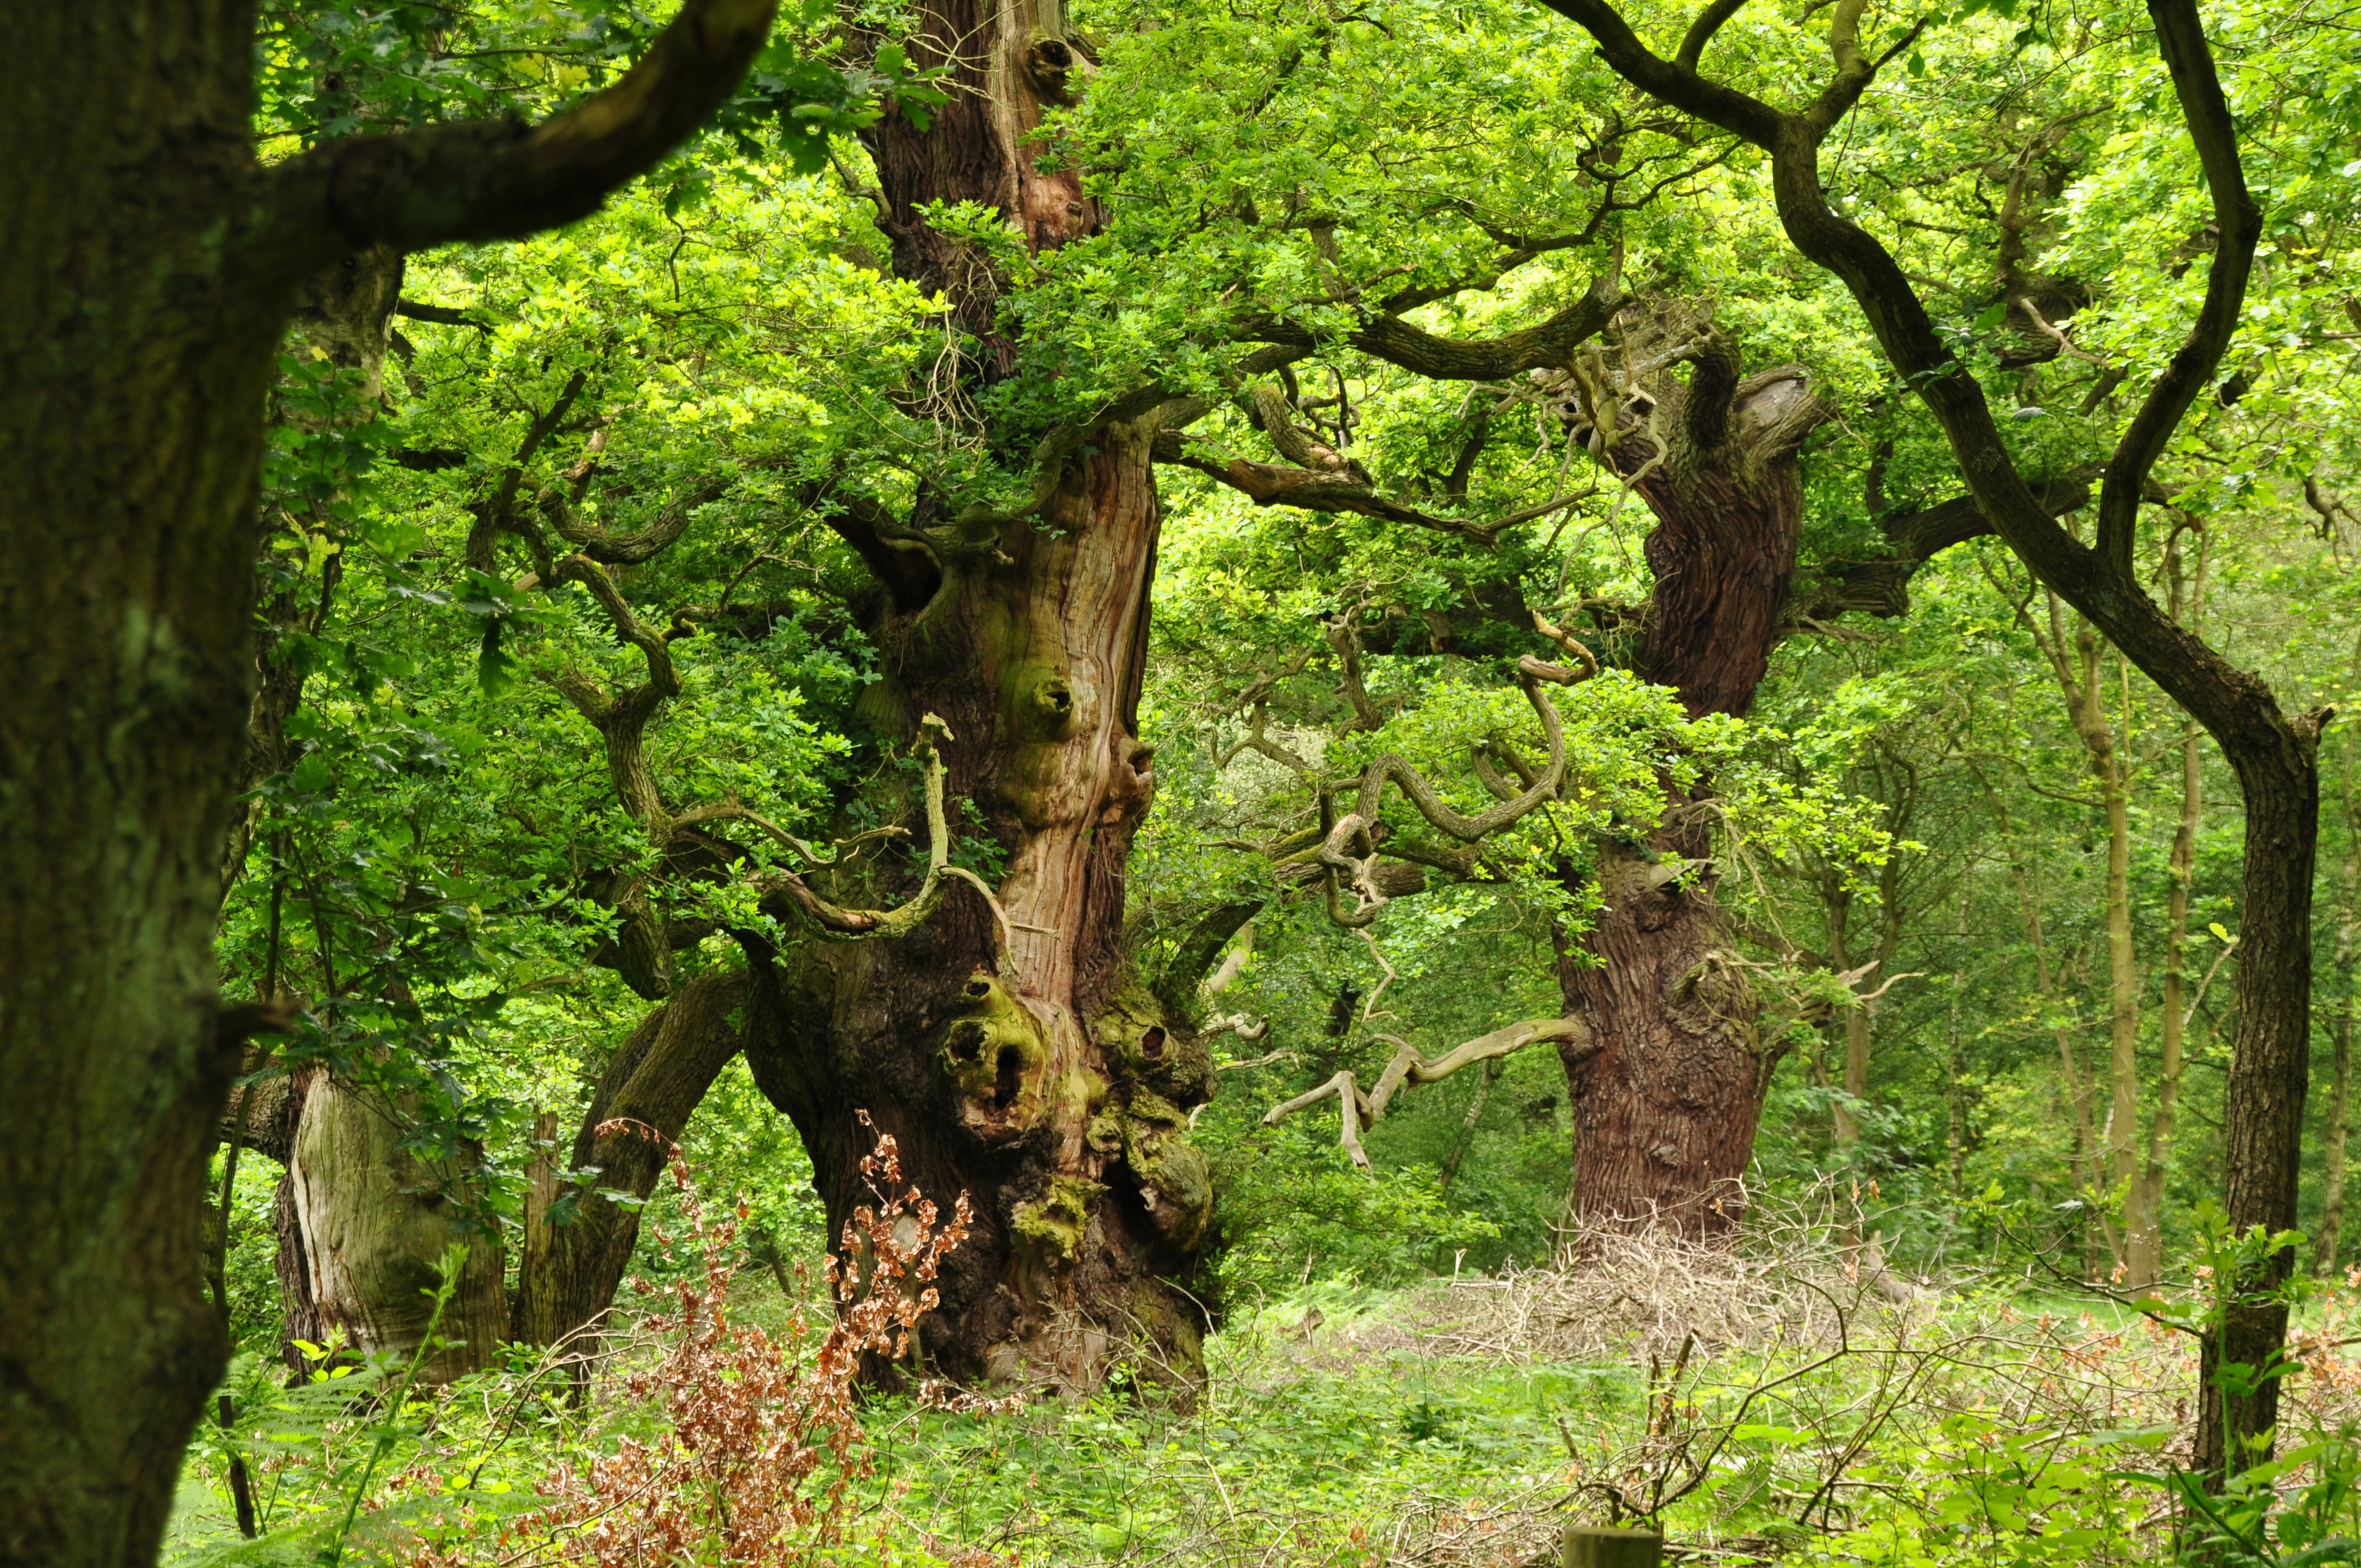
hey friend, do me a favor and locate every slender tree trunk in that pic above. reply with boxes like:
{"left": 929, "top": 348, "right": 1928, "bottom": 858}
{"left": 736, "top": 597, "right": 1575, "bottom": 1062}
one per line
{"left": 2103, "top": 667, "right": 2141, "bottom": 1200}
{"left": 1947, "top": 874, "right": 1970, "bottom": 1203}
{"left": 2316, "top": 705, "right": 2359, "bottom": 1272}
{"left": 2016, "top": 598, "right": 2144, "bottom": 1251}
{"left": 2319, "top": 852, "right": 2355, "bottom": 1273}
{"left": 2131, "top": 713, "right": 2204, "bottom": 1284}
{"left": 2129, "top": 525, "right": 2210, "bottom": 1284}
{"left": 1439, "top": 1058, "right": 1505, "bottom": 1190}
{"left": 514, "top": 972, "right": 749, "bottom": 1351}
{"left": 1825, "top": 883, "right": 1861, "bottom": 1147}
{"left": 1995, "top": 814, "right": 2121, "bottom": 1268}
{"left": 2194, "top": 732, "right": 2320, "bottom": 1477}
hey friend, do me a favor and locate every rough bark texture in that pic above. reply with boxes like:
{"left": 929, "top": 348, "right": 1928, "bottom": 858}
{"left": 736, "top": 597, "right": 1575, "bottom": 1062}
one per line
{"left": 2196, "top": 746, "right": 2318, "bottom": 1477}
{"left": 0, "top": 12, "right": 287, "bottom": 1562}
{"left": 714, "top": 0, "right": 1214, "bottom": 1394}
{"left": 271, "top": 1070, "right": 507, "bottom": 1381}
{"left": 1557, "top": 839, "right": 1767, "bottom": 1234}
{"left": 0, "top": 3, "right": 774, "bottom": 1555}
{"left": 864, "top": 0, "right": 1095, "bottom": 372}
{"left": 1539, "top": 297, "right": 1830, "bottom": 1237}
{"left": 748, "top": 414, "right": 1212, "bottom": 1392}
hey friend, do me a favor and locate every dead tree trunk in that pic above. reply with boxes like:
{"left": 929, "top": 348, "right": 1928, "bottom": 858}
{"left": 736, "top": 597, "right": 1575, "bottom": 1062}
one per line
{"left": 270, "top": 1069, "right": 507, "bottom": 1382}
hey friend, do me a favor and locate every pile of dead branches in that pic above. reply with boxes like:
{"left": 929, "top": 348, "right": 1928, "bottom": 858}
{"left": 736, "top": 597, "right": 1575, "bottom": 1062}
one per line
{"left": 1402, "top": 1181, "right": 1932, "bottom": 1364}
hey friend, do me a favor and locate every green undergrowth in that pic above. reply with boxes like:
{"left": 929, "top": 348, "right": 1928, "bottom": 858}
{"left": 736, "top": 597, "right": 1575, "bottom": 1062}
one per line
{"left": 161, "top": 1268, "right": 2361, "bottom": 1567}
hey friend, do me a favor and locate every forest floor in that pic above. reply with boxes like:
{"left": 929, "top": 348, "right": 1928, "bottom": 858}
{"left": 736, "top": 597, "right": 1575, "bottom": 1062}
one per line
{"left": 162, "top": 1232, "right": 2361, "bottom": 1568}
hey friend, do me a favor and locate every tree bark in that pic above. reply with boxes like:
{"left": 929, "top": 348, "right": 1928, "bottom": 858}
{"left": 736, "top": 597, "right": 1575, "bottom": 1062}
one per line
{"left": 271, "top": 1069, "right": 507, "bottom": 1382}
{"left": 1542, "top": 297, "right": 1830, "bottom": 1237}
{"left": 747, "top": 413, "right": 1211, "bottom": 1392}
{"left": 1, "top": 13, "right": 292, "bottom": 1561}
{"left": 711, "top": 0, "right": 1214, "bottom": 1393}
{"left": 0, "top": 2, "right": 776, "bottom": 1555}
{"left": 2315, "top": 644, "right": 2361, "bottom": 1274}
{"left": 1558, "top": 840, "right": 1768, "bottom": 1235}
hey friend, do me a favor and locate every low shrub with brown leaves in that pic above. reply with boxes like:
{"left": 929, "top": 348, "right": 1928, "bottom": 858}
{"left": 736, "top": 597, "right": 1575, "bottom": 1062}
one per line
{"left": 510, "top": 1112, "right": 1008, "bottom": 1568}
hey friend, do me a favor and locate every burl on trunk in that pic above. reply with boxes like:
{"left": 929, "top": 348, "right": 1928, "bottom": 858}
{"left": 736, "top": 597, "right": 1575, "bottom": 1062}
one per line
{"left": 749, "top": 415, "right": 1215, "bottom": 1391}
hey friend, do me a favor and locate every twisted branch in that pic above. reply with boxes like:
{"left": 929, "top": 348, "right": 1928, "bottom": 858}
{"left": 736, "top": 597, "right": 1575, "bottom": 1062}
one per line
{"left": 1262, "top": 1017, "right": 1595, "bottom": 1169}
{"left": 1311, "top": 655, "right": 1576, "bottom": 926}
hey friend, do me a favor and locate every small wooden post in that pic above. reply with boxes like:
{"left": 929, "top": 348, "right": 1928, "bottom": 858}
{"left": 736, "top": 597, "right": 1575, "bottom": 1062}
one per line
{"left": 1563, "top": 1524, "right": 1663, "bottom": 1568}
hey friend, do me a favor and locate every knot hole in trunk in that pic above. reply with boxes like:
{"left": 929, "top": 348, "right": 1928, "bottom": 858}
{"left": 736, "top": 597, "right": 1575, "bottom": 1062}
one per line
{"left": 938, "top": 969, "right": 1051, "bottom": 1144}
{"left": 1025, "top": 35, "right": 1077, "bottom": 103}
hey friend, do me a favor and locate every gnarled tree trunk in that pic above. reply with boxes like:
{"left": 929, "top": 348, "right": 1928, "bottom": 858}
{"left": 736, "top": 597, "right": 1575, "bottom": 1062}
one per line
{"left": 1542, "top": 297, "right": 1830, "bottom": 1237}
{"left": 271, "top": 1069, "right": 507, "bottom": 1381}
{"left": 691, "top": 0, "right": 1216, "bottom": 1394}
{"left": 747, "top": 414, "right": 1214, "bottom": 1392}
{"left": 514, "top": 971, "right": 750, "bottom": 1352}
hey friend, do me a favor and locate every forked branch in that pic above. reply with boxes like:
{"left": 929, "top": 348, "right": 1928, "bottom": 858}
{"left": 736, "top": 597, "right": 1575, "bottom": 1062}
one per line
{"left": 1310, "top": 655, "right": 1577, "bottom": 926}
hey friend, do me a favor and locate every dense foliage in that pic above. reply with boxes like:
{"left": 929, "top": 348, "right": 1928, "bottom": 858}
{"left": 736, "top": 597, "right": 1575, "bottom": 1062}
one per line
{"left": 132, "top": 0, "right": 2361, "bottom": 1558}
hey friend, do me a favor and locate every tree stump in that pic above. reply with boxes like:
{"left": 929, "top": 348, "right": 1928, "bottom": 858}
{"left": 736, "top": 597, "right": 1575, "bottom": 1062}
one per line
{"left": 1563, "top": 1524, "right": 1663, "bottom": 1568}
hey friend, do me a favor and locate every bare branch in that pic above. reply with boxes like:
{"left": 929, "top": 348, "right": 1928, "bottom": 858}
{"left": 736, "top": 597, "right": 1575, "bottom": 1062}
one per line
{"left": 1262, "top": 1017, "right": 1593, "bottom": 1168}
{"left": 1314, "top": 657, "right": 1576, "bottom": 926}
{"left": 2095, "top": 0, "right": 2262, "bottom": 576}
{"left": 756, "top": 716, "right": 1010, "bottom": 951}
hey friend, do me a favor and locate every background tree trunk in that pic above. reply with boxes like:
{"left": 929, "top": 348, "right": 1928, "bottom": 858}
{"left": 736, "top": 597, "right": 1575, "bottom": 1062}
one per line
{"left": 1558, "top": 838, "right": 1767, "bottom": 1235}
{"left": 2132, "top": 529, "right": 2211, "bottom": 1283}
{"left": 2131, "top": 710, "right": 2204, "bottom": 1284}
{"left": 272, "top": 1069, "right": 507, "bottom": 1382}
{"left": 513, "top": 972, "right": 749, "bottom": 1352}
{"left": 2318, "top": 721, "right": 2359, "bottom": 1273}
{"left": 1547, "top": 298, "right": 1830, "bottom": 1238}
